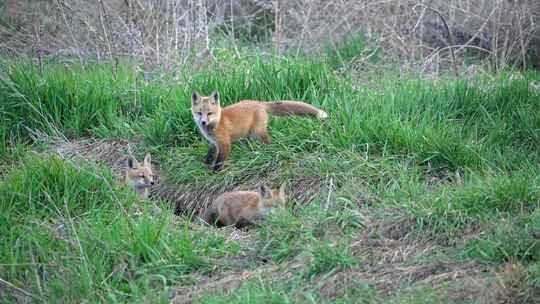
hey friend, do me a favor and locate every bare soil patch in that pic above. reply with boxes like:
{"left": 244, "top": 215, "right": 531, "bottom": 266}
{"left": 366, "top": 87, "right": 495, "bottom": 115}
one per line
{"left": 171, "top": 209, "right": 490, "bottom": 303}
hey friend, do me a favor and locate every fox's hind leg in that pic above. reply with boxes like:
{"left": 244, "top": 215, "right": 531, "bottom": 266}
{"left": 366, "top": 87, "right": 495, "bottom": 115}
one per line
{"left": 252, "top": 111, "right": 271, "bottom": 144}
{"left": 234, "top": 218, "right": 251, "bottom": 229}
{"left": 252, "top": 126, "right": 271, "bottom": 144}
{"left": 252, "top": 130, "right": 271, "bottom": 144}
{"left": 235, "top": 218, "right": 261, "bottom": 229}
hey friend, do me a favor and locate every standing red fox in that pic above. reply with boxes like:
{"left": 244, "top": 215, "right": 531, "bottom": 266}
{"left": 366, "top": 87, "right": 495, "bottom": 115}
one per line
{"left": 191, "top": 91, "right": 328, "bottom": 171}
{"left": 201, "top": 183, "right": 286, "bottom": 228}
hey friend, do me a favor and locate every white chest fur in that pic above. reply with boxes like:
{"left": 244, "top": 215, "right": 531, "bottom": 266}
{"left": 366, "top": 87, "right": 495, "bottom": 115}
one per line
{"left": 197, "top": 122, "right": 216, "bottom": 145}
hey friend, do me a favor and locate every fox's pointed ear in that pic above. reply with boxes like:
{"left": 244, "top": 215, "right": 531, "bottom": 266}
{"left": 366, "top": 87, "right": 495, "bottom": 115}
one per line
{"left": 126, "top": 156, "right": 139, "bottom": 169}
{"left": 143, "top": 153, "right": 151, "bottom": 168}
{"left": 258, "top": 184, "right": 272, "bottom": 198}
{"left": 210, "top": 90, "right": 219, "bottom": 105}
{"left": 191, "top": 91, "right": 200, "bottom": 105}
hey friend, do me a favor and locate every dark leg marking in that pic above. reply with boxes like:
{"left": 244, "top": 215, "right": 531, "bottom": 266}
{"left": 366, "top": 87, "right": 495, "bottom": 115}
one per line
{"left": 204, "top": 145, "right": 217, "bottom": 164}
{"left": 212, "top": 143, "right": 230, "bottom": 172}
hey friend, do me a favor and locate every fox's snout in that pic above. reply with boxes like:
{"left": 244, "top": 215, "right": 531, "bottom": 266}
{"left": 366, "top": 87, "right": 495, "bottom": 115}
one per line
{"left": 144, "top": 177, "right": 155, "bottom": 187}
{"left": 198, "top": 117, "right": 216, "bottom": 128}
{"left": 195, "top": 114, "right": 209, "bottom": 126}
{"left": 198, "top": 114, "right": 214, "bottom": 127}
{"left": 125, "top": 153, "right": 155, "bottom": 198}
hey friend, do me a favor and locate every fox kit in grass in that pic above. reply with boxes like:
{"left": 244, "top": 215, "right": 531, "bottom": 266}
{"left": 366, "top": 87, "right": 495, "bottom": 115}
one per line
{"left": 191, "top": 91, "right": 328, "bottom": 171}
{"left": 202, "top": 184, "right": 286, "bottom": 228}
{"left": 125, "top": 153, "right": 155, "bottom": 199}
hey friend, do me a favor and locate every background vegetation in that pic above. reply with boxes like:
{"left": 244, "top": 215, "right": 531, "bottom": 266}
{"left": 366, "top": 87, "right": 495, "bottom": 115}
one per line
{"left": 0, "top": 0, "right": 539, "bottom": 303}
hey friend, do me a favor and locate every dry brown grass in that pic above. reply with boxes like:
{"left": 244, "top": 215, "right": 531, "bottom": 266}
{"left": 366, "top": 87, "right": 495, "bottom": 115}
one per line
{"left": 167, "top": 205, "right": 489, "bottom": 302}
{"left": 314, "top": 261, "right": 484, "bottom": 300}
{"left": 482, "top": 261, "right": 540, "bottom": 304}
{"left": 1, "top": 0, "right": 538, "bottom": 72}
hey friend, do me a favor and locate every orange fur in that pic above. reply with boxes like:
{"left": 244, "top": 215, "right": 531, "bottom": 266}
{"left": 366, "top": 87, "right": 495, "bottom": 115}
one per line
{"left": 201, "top": 184, "right": 286, "bottom": 228}
{"left": 191, "top": 91, "right": 327, "bottom": 171}
{"left": 125, "top": 153, "right": 156, "bottom": 199}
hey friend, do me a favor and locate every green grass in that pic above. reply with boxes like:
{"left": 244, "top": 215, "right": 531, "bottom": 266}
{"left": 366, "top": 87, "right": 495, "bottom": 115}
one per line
{"left": 0, "top": 155, "right": 239, "bottom": 302}
{"left": 0, "top": 46, "right": 539, "bottom": 302}
{"left": 462, "top": 210, "right": 540, "bottom": 263}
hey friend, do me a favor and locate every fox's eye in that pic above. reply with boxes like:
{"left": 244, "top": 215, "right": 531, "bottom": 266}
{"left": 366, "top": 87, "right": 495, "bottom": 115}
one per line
{"left": 197, "top": 112, "right": 202, "bottom": 116}
{"left": 207, "top": 112, "right": 213, "bottom": 116}
{"left": 139, "top": 174, "right": 145, "bottom": 178}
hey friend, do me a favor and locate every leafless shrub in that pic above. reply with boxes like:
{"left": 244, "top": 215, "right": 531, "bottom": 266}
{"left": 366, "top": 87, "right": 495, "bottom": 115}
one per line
{"left": 1, "top": 0, "right": 216, "bottom": 71}
{"left": 276, "top": 0, "right": 539, "bottom": 72}
{"left": 0, "top": 0, "right": 538, "bottom": 73}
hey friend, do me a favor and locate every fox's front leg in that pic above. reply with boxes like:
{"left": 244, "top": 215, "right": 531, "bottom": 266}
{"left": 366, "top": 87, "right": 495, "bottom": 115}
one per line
{"left": 212, "top": 142, "right": 230, "bottom": 171}
{"left": 235, "top": 217, "right": 261, "bottom": 229}
{"left": 203, "top": 144, "right": 217, "bottom": 164}
{"left": 251, "top": 213, "right": 267, "bottom": 225}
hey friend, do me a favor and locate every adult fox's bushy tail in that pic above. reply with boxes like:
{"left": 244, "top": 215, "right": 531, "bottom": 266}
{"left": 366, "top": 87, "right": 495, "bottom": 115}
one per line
{"left": 265, "top": 101, "right": 328, "bottom": 119}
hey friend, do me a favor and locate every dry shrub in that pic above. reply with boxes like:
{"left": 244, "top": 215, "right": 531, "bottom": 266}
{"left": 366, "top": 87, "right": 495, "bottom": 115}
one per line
{"left": 276, "top": 0, "right": 539, "bottom": 72}
{"left": 0, "top": 1, "right": 538, "bottom": 73}
{"left": 0, "top": 0, "right": 217, "bottom": 71}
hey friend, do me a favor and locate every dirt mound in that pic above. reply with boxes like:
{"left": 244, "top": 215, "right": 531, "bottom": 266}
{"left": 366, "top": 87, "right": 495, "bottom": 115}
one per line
{"left": 42, "top": 137, "right": 322, "bottom": 216}
{"left": 45, "top": 137, "right": 134, "bottom": 174}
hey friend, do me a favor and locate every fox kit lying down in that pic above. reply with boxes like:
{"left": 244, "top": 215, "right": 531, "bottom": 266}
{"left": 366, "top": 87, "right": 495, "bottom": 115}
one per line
{"left": 125, "top": 153, "right": 156, "bottom": 199}
{"left": 191, "top": 90, "right": 327, "bottom": 171}
{"left": 202, "top": 184, "right": 286, "bottom": 228}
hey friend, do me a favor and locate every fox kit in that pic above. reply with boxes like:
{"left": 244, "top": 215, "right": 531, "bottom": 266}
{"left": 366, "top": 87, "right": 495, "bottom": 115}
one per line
{"left": 125, "top": 153, "right": 156, "bottom": 199}
{"left": 191, "top": 91, "right": 328, "bottom": 171}
{"left": 202, "top": 184, "right": 286, "bottom": 228}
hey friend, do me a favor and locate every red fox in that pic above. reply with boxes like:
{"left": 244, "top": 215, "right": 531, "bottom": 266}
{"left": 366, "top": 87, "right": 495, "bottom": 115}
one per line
{"left": 201, "top": 183, "right": 286, "bottom": 228}
{"left": 125, "top": 153, "right": 156, "bottom": 199}
{"left": 191, "top": 91, "right": 328, "bottom": 171}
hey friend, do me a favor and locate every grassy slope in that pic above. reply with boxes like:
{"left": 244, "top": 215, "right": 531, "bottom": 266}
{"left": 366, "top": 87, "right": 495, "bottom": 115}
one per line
{"left": 0, "top": 48, "right": 539, "bottom": 303}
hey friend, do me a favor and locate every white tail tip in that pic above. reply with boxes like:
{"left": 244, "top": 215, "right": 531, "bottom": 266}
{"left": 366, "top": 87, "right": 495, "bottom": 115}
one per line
{"left": 317, "top": 110, "right": 328, "bottom": 119}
